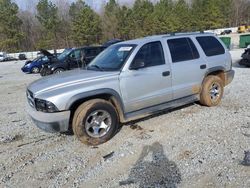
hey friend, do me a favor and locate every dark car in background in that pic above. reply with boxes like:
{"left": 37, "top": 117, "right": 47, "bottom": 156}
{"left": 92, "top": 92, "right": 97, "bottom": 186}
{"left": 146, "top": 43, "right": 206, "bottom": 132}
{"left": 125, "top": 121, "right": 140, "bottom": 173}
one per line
{"left": 239, "top": 47, "right": 250, "bottom": 67}
{"left": 21, "top": 56, "right": 50, "bottom": 73}
{"left": 40, "top": 46, "right": 106, "bottom": 76}
{"left": 21, "top": 49, "right": 58, "bottom": 74}
{"left": 103, "top": 39, "right": 123, "bottom": 47}
{"left": 220, "top": 29, "right": 232, "bottom": 35}
{"left": 19, "top": 54, "right": 27, "bottom": 60}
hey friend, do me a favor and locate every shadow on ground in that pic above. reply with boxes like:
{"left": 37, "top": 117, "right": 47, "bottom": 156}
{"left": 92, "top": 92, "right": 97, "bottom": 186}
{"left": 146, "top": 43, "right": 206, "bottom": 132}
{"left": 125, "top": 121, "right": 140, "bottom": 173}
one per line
{"left": 120, "top": 142, "right": 181, "bottom": 187}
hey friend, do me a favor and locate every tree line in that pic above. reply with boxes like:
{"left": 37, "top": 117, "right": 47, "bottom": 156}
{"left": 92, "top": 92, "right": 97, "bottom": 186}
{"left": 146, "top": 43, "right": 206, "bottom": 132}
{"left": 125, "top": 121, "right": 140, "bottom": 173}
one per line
{"left": 0, "top": 0, "right": 250, "bottom": 52}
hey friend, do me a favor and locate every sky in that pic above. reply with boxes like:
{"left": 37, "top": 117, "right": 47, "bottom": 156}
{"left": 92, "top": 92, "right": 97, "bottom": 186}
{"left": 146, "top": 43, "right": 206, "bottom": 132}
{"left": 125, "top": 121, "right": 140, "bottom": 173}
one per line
{"left": 14, "top": 0, "right": 135, "bottom": 12}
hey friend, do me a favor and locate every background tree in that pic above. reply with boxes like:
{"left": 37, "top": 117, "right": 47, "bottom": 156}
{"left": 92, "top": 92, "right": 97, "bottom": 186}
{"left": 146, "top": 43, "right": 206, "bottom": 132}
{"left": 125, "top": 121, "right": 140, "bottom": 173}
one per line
{"left": 116, "top": 6, "right": 133, "bottom": 40}
{"left": 131, "top": 0, "right": 154, "bottom": 37}
{"left": 36, "top": 0, "right": 60, "bottom": 49}
{"left": 70, "top": 1, "right": 101, "bottom": 46}
{"left": 56, "top": 0, "right": 72, "bottom": 48}
{"left": 102, "top": 0, "right": 120, "bottom": 40}
{"left": 174, "top": 0, "right": 192, "bottom": 32}
{"left": 2, "top": 0, "right": 250, "bottom": 52}
{"left": 0, "top": 0, "right": 23, "bottom": 51}
{"left": 19, "top": 10, "right": 41, "bottom": 51}
{"left": 152, "top": 0, "right": 176, "bottom": 34}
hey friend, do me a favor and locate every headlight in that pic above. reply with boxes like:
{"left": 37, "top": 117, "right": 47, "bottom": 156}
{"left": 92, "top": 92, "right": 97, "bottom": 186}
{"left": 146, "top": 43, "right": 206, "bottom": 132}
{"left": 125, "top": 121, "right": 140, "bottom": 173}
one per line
{"left": 35, "top": 99, "right": 59, "bottom": 113}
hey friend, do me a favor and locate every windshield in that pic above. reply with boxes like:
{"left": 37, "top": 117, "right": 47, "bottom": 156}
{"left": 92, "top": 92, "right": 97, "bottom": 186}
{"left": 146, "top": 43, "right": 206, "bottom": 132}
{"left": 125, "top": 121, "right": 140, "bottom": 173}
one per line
{"left": 58, "top": 49, "right": 72, "bottom": 61}
{"left": 87, "top": 44, "right": 136, "bottom": 71}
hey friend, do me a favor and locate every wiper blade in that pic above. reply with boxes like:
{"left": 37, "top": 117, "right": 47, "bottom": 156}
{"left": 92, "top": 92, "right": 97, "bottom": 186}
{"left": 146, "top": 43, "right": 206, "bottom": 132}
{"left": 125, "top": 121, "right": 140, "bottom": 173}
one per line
{"left": 88, "top": 65, "right": 104, "bottom": 71}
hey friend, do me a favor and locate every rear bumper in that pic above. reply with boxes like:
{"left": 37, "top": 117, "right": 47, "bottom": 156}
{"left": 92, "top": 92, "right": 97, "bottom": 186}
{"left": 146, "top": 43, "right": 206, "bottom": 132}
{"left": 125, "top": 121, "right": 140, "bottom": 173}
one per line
{"left": 26, "top": 103, "right": 71, "bottom": 133}
{"left": 224, "top": 70, "right": 235, "bottom": 86}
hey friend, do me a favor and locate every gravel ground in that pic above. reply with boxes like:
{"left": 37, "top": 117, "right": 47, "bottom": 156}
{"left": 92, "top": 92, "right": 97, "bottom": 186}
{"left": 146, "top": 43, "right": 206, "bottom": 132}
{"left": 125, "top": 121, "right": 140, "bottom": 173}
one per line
{"left": 0, "top": 49, "right": 249, "bottom": 188}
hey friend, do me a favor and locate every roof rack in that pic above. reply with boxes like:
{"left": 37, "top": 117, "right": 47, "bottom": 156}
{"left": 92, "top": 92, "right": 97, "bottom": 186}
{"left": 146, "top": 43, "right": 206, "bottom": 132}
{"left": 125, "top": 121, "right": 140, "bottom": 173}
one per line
{"left": 170, "top": 31, "right": 205, "bottom": 35}
{"left": 162, "top": 31, "right": 207, "bottom": 38}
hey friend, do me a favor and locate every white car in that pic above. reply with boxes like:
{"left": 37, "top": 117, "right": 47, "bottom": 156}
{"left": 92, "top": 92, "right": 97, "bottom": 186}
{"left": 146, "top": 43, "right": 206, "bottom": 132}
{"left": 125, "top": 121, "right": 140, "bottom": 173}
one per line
{"left": 0, "top": 52, "right": 7, "bottom": 61}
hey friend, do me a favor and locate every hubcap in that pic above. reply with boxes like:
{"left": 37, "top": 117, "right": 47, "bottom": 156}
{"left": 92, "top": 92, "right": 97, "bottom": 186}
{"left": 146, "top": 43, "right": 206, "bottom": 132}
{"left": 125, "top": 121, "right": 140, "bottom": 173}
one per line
{"left": 209, "top": 83, "right": 220, "bottom": 101}
{"left": 85, "top": 110, "right": 112, "bottom": 138}
{"left": 55, "top": 70, "right": 63, "bottom": 74}
{"left": 33, "top": 67, "right": 39, "bottom": 73}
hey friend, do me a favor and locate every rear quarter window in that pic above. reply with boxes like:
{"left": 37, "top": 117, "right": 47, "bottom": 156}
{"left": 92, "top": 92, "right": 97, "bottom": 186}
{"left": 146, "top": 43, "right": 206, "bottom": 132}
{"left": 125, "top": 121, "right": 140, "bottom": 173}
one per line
{"left": 196, "top": 36, "right": 225, "bottom": 57}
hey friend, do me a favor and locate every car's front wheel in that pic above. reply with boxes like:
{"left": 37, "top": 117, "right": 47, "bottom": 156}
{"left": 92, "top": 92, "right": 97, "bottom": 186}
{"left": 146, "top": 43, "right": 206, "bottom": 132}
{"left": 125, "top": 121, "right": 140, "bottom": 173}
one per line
{"left": 72, "top": 99, "right": 119, "bottom": 145}
{"left": 31, "top": 66, "right": 40, "bottom": 74}
{"left": 200, "top": 75, "right": 224, "bottom": 107}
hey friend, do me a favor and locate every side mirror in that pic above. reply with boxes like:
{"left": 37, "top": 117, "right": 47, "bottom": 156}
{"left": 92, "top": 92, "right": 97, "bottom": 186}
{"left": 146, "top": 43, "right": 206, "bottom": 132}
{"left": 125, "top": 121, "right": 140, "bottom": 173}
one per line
{"left": 130, "top": 60, "right": 145, "bottom": 70}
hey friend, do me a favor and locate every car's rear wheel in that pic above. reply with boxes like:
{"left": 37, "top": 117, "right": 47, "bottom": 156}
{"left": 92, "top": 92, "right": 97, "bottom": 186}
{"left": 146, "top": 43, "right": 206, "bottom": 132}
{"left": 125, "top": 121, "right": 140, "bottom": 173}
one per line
{"left": 53, "top": 68, "right": 64, "bottom": 74}
{"left": 200, "top": 75, "right": 224, "bottom": 107}
{"left": 31, "top": 66, "right": 40, "bottom": 74}
{"left": 72, "top": 99, "right": 119, "bottom": 145}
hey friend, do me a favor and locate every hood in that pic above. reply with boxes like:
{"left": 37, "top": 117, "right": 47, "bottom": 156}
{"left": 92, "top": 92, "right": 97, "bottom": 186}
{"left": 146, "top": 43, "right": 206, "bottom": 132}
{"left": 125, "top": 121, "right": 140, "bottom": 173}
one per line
{"left": 28, "top": 69, "right": 120, "bottom": 96}
{"left": 40, "top": 49, "right": 54, "bottom": 57}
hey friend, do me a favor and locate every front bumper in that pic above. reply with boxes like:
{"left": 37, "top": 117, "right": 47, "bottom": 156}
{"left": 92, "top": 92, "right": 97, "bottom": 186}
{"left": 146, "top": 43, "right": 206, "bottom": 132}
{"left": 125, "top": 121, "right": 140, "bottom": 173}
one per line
{"left": 26, "top": 103, "right": 71, "bottom": 133}
{"left": 224, "top": 70, "right": 235, "bottom": 86}
{"left": 21, "top": 66, "right": 30, "bottom": 73}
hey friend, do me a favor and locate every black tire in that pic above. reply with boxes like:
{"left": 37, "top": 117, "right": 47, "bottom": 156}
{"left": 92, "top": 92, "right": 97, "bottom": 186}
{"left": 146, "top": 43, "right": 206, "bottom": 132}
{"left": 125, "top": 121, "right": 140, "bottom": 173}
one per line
{"left": 239, "top": 59, "right": 248, "bottom": 66}
{"left": 53, "top": 68, "right": 65, "bottom": 74}
{"left": 31, "top": 66, "right": 40, "bottom": 74}
{"left": 72, "top": 99, "right": 119, "bottom": 145}
{"left": 200, "top": 75, "right": 224, "bottom": 107}
{"left": 40, "top": 67, "right": 46, "bottom": 76}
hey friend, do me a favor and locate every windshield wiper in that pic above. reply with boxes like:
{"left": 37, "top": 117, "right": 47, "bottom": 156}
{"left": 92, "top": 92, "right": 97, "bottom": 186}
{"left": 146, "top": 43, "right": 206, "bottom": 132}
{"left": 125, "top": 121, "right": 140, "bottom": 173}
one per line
{"left": 88, "top": 65, "right": 104, "bottom": 71}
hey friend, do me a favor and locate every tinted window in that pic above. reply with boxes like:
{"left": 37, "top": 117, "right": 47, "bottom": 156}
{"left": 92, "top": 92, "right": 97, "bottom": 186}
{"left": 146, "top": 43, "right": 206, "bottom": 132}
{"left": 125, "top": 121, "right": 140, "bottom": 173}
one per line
{"left": 42, "top": 56, "right": 48, "bottom": 61}
{"left": 132, "top": 41, "right": 165, "bottom": 67}
{"left": 196, "top": 36, "right": 225, "bottom": 56}
{"left": 85, "top": 48, "right": 100, "bottom": 57}
{"left": 70, "top": 49, "right": 81, "bottom": 59}
{"left": 167, "top": 38, "right": 199, "bottom": 63}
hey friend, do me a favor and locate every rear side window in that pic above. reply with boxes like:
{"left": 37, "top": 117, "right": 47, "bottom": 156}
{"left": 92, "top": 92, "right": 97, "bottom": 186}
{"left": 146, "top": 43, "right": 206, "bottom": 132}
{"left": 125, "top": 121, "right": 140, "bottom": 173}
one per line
{"left": 196, "top": 36, "right": 225, "bottom": 56}
{"left": 167, "top": 38, "right": 200, "bottom": 63}
{"left": 133, "top": 41, "right": 165, "bottom": 67}
{"left": 85, "top": 49, "right": 100, "bottom": 57}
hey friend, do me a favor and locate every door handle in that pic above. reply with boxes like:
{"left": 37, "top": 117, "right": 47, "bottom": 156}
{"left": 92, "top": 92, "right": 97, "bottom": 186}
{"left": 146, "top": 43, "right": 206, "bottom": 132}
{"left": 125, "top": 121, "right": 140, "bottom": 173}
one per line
{"left": 162, "top": 71, "right": 170, "bottom": 77}
{"left": 200, "top": 64, "right": 207, "bottom": 69}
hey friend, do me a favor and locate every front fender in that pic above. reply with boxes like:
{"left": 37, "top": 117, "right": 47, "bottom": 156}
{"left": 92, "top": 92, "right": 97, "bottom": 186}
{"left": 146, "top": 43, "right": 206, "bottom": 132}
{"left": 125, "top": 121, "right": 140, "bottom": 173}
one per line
{"left": 65, "top": 88, "right": 125, "bottom": 113}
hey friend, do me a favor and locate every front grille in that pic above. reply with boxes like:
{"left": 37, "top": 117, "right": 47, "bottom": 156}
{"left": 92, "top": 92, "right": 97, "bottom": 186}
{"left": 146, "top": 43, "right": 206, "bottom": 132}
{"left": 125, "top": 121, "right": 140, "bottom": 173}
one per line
{"left": 27, "top": 89, "right": 35, "bottom": 108}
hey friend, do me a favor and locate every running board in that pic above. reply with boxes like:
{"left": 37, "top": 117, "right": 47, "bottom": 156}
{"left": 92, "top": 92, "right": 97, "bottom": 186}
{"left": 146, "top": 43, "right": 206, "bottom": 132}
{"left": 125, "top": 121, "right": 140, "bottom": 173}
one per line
{"left": 124, "top": 95, "right": 199, "bottom": 122}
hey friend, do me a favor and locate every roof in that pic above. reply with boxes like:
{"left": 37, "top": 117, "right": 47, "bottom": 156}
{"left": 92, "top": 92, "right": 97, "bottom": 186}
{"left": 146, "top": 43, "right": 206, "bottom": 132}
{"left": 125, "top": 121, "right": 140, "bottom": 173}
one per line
{"left": 74, "top": 45, "right": 105, "bottom": 50}
{"left": 119, "top": 32, "right": 214, "bottom": 45}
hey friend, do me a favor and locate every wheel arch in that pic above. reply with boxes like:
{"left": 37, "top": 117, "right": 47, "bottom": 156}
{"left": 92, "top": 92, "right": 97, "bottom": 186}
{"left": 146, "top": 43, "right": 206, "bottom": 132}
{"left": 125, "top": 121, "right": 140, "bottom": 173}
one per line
{"left": 66, "top": 89, "right": 126, "bottom": 128}
{"left": 204, "top": 66, "right": 226, "bottom": 86}
{"left": 53, "top": 67, "right": 65, "bottom": 72}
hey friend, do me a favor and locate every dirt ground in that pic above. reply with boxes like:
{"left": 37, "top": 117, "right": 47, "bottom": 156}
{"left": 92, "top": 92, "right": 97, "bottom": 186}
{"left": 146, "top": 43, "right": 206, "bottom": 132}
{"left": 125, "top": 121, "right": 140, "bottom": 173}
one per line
{"left": 0, "top": 49, "right": 249, "bottom": 188}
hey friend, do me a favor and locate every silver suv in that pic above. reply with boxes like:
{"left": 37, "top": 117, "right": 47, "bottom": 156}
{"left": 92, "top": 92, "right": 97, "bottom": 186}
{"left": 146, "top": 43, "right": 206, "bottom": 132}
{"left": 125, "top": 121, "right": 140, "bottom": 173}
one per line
{"left": 26, "top": 33, "right": 234, "bottom": 145}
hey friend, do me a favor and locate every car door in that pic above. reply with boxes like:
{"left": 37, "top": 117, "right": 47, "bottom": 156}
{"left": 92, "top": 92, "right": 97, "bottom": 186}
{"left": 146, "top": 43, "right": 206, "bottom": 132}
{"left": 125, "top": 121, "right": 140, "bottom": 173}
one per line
{"left": 120, "top": 41, "right": 172, "bottom": 113}
{"left": 166, "top": 37, "right": 207, "bottom": 100}
{"left": 68, "top": 49, "right": 81, "bottom": 69}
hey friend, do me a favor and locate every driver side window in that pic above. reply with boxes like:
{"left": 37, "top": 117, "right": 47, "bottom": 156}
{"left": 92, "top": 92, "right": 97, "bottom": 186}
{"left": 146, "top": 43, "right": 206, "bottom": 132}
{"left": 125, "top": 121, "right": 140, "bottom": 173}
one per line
{"left": 133, "top": 41, "right": 165, "bottom": 68}
{"left": 69, "top": 50, "right": 81, "bottom": 60}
